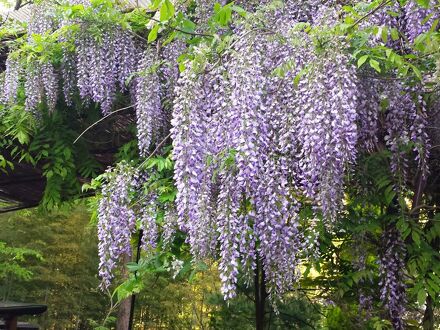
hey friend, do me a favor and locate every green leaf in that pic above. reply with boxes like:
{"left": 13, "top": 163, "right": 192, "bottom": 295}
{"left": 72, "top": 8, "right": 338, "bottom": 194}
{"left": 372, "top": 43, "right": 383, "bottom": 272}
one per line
{"left": 149, "top": 0, "right": 162, "bottom": 10}
{"left": 390, "top": 28, "right": 399, "bottom": 41}
{"left": 126, "top": 262, "right": 141, "bottom": 272}
{"left": 369, "top": 59, "right": 381, "bottom": 73}
{"left": 416, "top": 0, "right": 430, "bottom": 8}
{"left": 181, "top": 19, "right": 196, "bottom": 33}
{"left": 231, "top": 5, "right": 247, "bottom": 17}
{"left": 16, "top": 130, "right": 30, "bottom": 145}
{"left": 412, "top": 230, "right": 421, "bottom": 246}
{"left": 410, "top": 64, "right": 422, "bottom": 80}
{"left": 214, "top": 3, "right": 233, "bottom": 26}
{"left": 381, "top": 27, "right": 388, "bottom": 43}
{"left": 427, "top": 279, "right": 440, "bottom": 293}
{"left": 160, "top": 0, "right": 175, "bottom": 21}
{"left": 357, "top": 55, "right": 369, "bottom": 68}
{"left": 293, "top": 65, "right": 309, "bottom": 87}
{"left": 148, "top": 24, "right": 160, "bottom": 43}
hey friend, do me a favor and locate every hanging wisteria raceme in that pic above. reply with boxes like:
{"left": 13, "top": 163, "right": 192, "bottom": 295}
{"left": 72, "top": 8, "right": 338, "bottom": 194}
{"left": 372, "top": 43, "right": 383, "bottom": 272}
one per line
{"left": 356, "top": 2, "right": 432, "bottom": 180}
{"left": 410, "top": 94, "right": 430, "bottom": 177}
{"left": 159, "top": 40, "right": 187, "bottom": 110}
{"left": 215, "top": 40, "right": 267, "bottom": 296}
{"left": 22, "top": 60, "right": 59, "bottom": 112}
{"left": 367, "top": 0, "right": 438, "bottom": 49}
{"left": 75, "top": 28, "right": 138, "bottom": 114}
{"left": 296, "top": 48, "right": 359, "bottom": 221}
{"left": 115, "top": 28, "right": 139, "bottom": 92}
{"left": 24, "top": 65, "right": 44, "bottom": 112}
{"left": 378, "top": 226, "right": 406, "bottom": 330}
{"left": 403, "top": 0, "right": 439, "bottom": 44}
{"left": 162, "top": 207, "right": 179, "bottom": 248}
{"left": 61, "top": 50, "right": 77, "bottom": 106}
{"left": 134, "top": 48, "right": 165, "bottom": 156}
{"left": 384, "top": 83, "right": 430, "bottom": 181}
{"left": 139, "top": 194, "right": 159, "bottom": 252}
{"left": 132, "top": 40, "right": 186, "bottom": 157}
{"left": 254, "top": 157, "right": 303, "bottom": 299}
{"left": 3, "top": 57, "right": 20, "bottom": 104}
{"left": 369, "top": 1, "right": 402, "bottom": 30}
{"left": 23, "top": 3, "right": 59, "bottom": 112}
{"left": 76, "top": 34, "right": 94, "bottom": 101}
{"left": 97, "top": 162, "right": 139, "bottom": 289}
{"left": 356, "top": 76, "right": 380, "bottom": 152}
{"left": 27, "top": 3, "right": 56, "bottom": 37}
{"left": 41, "top": 63, "right": 59, "bottom": 112}
{"left": 172, "top": 64, "right": 218, "bottom": 262}
{"left": 364, "top": 1, "right": 404, "bottom": 50}
{"left": 59, "top": 6, "right": 81, "bottom": 107}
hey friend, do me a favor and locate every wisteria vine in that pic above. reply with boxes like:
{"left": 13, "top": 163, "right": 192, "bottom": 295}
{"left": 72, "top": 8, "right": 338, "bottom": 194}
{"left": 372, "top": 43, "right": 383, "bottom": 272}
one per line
{"left": 1, "top": 1, "right": 439, "bottom": 327}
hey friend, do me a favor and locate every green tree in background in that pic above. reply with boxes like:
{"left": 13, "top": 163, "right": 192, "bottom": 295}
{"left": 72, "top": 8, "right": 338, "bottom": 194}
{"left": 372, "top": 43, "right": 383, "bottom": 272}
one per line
{"left": 0, "top": 207, "right": 108, "bottom": 329}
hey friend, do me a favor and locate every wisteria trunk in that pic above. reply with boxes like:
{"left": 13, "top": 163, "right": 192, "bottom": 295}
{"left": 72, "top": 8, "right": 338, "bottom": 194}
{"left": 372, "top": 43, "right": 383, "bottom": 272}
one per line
{"left": 422, "top": 295, "right": 434, "bottom": 330}
{"left": 422, "top": 207, "right": 439, "bottom": 330}
{"left": 254, "top": 259, "right": 267, "bottom": 330}
{"left": 116, "top": 253, "right": 132, "bottom": 330}
{"left": 128, "top": 230, "right": 143, "bottom": 330}
{"left": 413, "top": 177, "right": 435, "bottom": 330}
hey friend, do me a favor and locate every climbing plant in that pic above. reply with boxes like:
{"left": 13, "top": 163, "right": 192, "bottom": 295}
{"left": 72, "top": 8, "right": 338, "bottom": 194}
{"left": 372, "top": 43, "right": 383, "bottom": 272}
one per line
{"left": 1, "top": 0, "right": 440, "bottom": 328}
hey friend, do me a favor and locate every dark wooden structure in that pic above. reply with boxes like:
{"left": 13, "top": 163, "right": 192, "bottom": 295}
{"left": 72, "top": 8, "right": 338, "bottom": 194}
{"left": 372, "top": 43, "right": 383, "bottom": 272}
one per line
{"left": 0, "top": 301, "right": 47, "bottom": 330}
{"left": 0, "top": 109, "right": 136, "bottom": 213}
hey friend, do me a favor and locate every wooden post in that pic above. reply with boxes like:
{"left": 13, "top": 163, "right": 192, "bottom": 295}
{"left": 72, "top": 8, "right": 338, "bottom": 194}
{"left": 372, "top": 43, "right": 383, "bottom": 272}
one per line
{"left": 4, "top": 315, "right": 18, "bottom": 330}
{"left": 422, "top": 295, "right": 434, "bottom": 330}
{"left": 116, "top": 253, "right": 131, "bottom": 330}
{"left": 255, "top": 259, "right": 266, "bottom": 330}
{"left": 128, "top": 230, "right": 143, "bottom": 330}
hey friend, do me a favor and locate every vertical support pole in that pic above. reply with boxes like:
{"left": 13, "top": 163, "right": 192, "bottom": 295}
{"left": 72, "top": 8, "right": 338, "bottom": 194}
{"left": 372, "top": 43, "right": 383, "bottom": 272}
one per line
{"left": 255, "top": 259, "right": 266, "bottom": 330}
{"left": 4, "top": 315, "right": 18, "bottom": 330}
{"left": 128, "top": 230, "right": 143, "bottom": 330}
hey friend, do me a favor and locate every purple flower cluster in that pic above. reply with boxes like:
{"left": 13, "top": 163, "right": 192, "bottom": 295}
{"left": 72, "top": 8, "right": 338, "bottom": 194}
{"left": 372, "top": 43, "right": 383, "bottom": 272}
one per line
{"left": 296, "top": 50, "right": 359, "bottom": 222}
{"left": 378, "top": 226, "right": 406, "bottom": 330}
{"left": 403, "top": 1, "right": 439, "bottom": 44}
{"left": 97, "top": 162, "right": 139, "bottom": 289}
{"left": 357, "top": 77, "right": 380, "bottom": 151}
{"left": 171, "top": 20, "right": 356, "bottom": 299}
{"left": 23, "top": 4, "right": 59, "bottom": 112}
{"left": 41, "top": 63, "right": 59, "bottom": 112}
{"left": 365, "top": 0, "right": 439, "bottom": 49}
{"left": 172, "top": 65, "right": 218, "bottom": 262}
{"left": 162, "top": 207, "right": 178, "bottom": 248}
{"left": 61, "top": 50, "right": 77, "bottom": 106}
{"left": 27, "top": 3, "right": 56, "bottom": 38}
{"left": 159, "top": 40, "right": 186, "bottom": 110}
{"left": 3, "top": 57, "right": 21, "bottom": 104}
{"left": 140, "top": 194, "right": 159, "bottom": 252}
{"left": 24, "top": 65, "right": 44, "bottom": 112}
{"left": 166, "top": 2, "right": 429, "bottom": 303}
{"left": 76, "top": 28, "right": 139, "bottom": 114}
{"left": 384, "top": 84, "right": 430, "bottom": 181}
{"left": 134, "top": 48, "right": 164, "bottom": 156}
